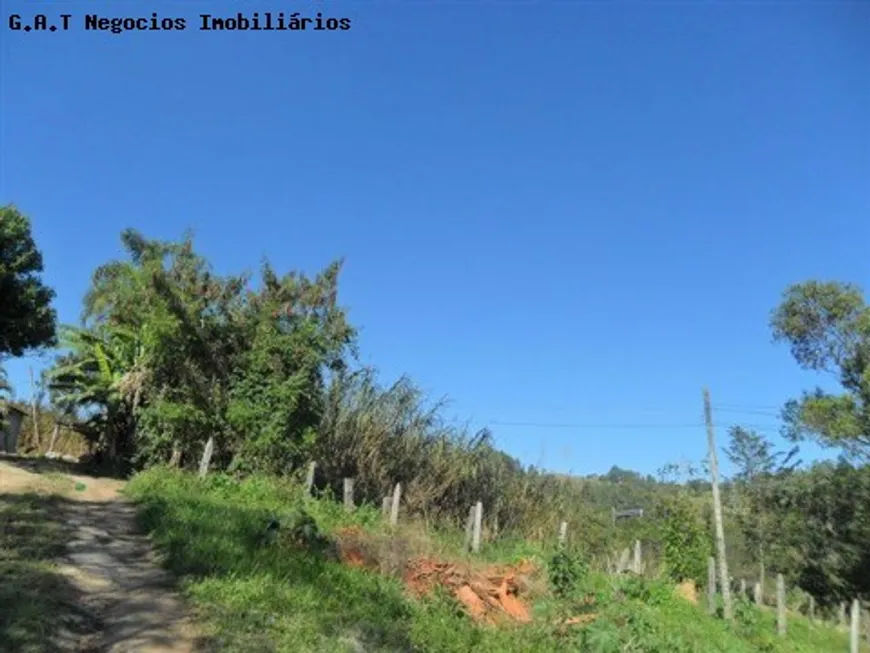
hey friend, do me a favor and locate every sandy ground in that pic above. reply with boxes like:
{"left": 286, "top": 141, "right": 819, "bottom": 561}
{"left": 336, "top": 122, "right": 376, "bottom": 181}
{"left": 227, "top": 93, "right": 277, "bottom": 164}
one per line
{"left": 0, "top": 456, "right": 204, "bottom": 652}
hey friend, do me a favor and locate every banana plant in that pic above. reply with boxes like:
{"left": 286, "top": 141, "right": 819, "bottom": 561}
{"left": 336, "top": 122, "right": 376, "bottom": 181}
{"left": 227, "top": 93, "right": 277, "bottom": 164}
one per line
{"left": 46, "top": 324, "right": 149, "bottom": 461}
{"left": 0, "top": 364, "right": 10, "bottom": 399}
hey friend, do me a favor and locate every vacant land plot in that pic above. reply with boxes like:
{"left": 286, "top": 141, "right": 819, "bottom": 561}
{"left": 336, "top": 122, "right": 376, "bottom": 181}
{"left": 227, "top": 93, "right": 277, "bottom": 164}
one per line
{"left": 2, "top": 458, "right": 865, "bottom": 653}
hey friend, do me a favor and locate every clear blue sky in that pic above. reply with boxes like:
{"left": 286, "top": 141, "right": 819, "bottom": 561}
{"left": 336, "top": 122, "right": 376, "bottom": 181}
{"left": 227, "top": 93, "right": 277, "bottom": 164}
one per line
{"left": 2, "top": 2, "right": 868, "bottom": 477}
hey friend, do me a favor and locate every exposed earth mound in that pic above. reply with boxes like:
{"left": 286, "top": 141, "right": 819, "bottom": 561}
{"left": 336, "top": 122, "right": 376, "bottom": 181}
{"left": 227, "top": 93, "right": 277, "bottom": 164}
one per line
{"left": 332, "top": 525, "right": 536, "bottom": 624}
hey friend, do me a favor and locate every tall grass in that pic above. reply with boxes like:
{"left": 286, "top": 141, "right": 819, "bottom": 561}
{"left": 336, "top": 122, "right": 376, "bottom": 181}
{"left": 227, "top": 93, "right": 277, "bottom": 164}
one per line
{"left": 315, "top": 369, "right": 652, "bottom": 553}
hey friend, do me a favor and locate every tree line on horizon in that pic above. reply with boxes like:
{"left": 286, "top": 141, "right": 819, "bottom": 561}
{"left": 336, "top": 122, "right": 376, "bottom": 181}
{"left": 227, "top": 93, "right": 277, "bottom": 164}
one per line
{"left": 1, "top": 203, "right": 868, "bottom": 608}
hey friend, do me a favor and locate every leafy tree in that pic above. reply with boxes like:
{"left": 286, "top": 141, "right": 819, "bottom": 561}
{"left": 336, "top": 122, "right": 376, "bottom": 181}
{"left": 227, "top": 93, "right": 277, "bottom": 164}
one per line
{"left": 771, "top": 281, "right": 870, "bottom": 458}
{"left": 0, "top": 205, "right": 57, "bottom": 356}
{"left": 225, "top": 260, "right": 356, "bottom": 475}
{"left": 725, "top": 427, "right": 800, "bottom": 588}
{"left": 766, "top": 460, "right": 870, "bottom": 605}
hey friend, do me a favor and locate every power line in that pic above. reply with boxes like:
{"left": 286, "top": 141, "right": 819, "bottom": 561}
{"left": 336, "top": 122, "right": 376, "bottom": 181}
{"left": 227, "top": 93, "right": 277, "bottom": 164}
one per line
{"left": 710, "top": 407, "right": 781, "bottom": 417}
{"left": 484, "top": 420, "right": 706, "bottom": 429}
{"left": 713, "top": 402, "right": 782, "bottom": 412}
{"left": 452, "top": 402, "right": 785, "bottom": 423}
{"left": 467, "top": 419, "right": 783, "bottom": 431}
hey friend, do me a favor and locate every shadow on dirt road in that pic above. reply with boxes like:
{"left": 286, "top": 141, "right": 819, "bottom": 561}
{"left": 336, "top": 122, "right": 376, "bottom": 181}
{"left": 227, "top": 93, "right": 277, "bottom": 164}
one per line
{"left": 0, "top": 456, "right": 213, "bottom": 652}
{"left": 0, "top": 492, "right": 101, "bottom": 652}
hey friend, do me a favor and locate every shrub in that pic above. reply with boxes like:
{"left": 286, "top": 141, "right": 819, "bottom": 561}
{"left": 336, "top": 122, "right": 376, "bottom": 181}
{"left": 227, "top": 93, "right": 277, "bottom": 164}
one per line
{"left": 659, "top": 493, "right": 709, "bottom": 584}
{"left": 548, "top": 548, "right": 589, "bottom": 599}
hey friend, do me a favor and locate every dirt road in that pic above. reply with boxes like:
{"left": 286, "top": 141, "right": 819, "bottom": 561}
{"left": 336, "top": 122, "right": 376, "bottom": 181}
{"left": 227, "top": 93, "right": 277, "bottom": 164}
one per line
{"left": 0, "top": 457, "right": 205, "bottom": 652}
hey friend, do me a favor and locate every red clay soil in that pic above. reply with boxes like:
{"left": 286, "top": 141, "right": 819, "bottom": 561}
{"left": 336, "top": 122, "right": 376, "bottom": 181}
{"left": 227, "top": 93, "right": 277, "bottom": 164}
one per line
{"left": 333, "top": 527, "right": 536, "bottom": 624}
{"left": 403, "top": 557, "right": 534, "bottom": 624}
{"left": 341, "top": 547, "right": 367, "bottom": 568}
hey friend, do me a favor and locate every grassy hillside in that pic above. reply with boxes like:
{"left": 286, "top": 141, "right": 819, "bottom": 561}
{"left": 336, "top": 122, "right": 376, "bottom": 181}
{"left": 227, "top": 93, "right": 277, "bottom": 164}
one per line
{"left": 126, "top": 467, "right": 863, "bottom": 653}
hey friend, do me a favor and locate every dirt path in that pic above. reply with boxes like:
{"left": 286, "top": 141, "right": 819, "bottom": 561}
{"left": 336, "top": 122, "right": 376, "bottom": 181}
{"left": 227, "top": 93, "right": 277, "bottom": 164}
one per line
{"left": 0, "top": 457, "right": 204, "bottom": 652}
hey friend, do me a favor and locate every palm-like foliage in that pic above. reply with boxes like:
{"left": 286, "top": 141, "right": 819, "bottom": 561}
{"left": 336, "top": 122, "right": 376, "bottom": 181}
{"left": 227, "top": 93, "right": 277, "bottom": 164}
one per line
{"left": 0, "top": 364, "right": 10, "bottom": 398}
{"left": 46, "top": 325, "right": 149, "bottom": 458}
{"left": 0, "top": 363, "right": 11, "bottom": 432}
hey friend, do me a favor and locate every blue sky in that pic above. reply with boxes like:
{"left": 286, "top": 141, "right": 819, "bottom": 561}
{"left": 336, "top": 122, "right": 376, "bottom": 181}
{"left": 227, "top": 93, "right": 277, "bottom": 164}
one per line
{"left": 2, "top": 2, "right": 868, "bottom": 476}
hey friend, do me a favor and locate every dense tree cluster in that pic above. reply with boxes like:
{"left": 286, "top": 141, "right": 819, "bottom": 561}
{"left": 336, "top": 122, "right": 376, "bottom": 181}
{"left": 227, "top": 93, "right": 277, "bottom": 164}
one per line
{"left": 1, "top": 204, "right": 867, "bottom": 608}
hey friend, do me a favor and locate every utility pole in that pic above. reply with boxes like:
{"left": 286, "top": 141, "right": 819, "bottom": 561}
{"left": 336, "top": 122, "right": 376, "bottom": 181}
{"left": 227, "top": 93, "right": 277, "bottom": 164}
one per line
{"left": 704, "top": 387, "right": 733, "bottom": 620}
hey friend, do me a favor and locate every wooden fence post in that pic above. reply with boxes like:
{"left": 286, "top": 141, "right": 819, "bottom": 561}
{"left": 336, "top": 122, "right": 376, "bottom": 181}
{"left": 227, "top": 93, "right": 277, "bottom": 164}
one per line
{"left": 707, "top": 556, "right": 717, "bottom": 615}
{"left": 633, "top": 540, "right": 642, "bottom": 574}
{"left": 558, "top": 521, "right": 567, "bottom": 545}
{"left": 381, "top": 496, "right": 391, "bottom": 517}
{"left": 464, "top": 505, "right": 475, "bottom": 552}
{"left": 776, "top": 574, "right": 786, "bottom": 637}
{"left": 753, "top": 581, "right": 762, "bottom": 607}
{"left": 197, "top": 437, "right": 214, "bottom": 479}
{"left": 390, "top": 483, "right": 401, "bottom": 527}
{"left": 471, "top": 501, "right": 483, "bottom": 554}
{"left": 304, "top": 462, "right": 316, "bottom": 496}
{"left": 808, "top": 596, "right": 815, "bottom": 623}
{"left": 47, "top": 423, "right": 61, "bottom": 456}
{"left": 343, "top": 478, "right": 354, "bottom": 510}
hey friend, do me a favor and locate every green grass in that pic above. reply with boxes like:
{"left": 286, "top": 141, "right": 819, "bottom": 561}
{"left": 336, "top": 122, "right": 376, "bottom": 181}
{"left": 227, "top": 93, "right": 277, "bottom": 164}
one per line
{"left": 126, "top": 467, "right": 865, "bottom": 653}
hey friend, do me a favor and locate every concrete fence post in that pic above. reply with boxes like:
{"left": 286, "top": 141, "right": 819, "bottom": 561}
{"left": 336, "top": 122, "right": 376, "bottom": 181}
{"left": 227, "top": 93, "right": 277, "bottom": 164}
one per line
{"left": 343, "top": 478, "right": 354, "bottom": 510}
{"left": 707, "top": 557, "right": 717, "bottom": 615}
{"left": 471, "top": 501, "right": 483, "bottom": 553}
{"left": 390, "top": 483, "right": 401, "bottom": 527}
{"left": 776, "top": 574, "right": 786, "bottom": 637}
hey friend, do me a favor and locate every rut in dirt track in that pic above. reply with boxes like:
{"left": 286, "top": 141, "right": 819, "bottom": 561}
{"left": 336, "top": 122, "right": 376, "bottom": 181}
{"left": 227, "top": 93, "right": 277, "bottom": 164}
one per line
{"left": 54, "top": 498, "right": 202, "bottom": 653}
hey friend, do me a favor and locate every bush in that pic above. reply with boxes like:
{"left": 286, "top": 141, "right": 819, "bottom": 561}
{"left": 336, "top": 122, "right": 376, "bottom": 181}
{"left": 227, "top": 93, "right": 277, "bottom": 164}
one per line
{"left": 548, "top": 548, "right": 589, "bottom": 599}
{"left": 659, "top": 493, "right": 709, "bottom": 584}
